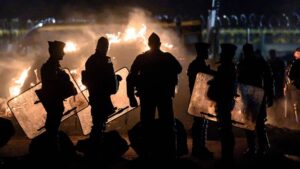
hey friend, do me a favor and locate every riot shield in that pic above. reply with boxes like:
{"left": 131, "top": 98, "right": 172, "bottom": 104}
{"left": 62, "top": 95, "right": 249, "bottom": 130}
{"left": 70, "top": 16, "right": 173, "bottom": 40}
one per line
{"left": 188, "top": 73, "right": 264, "bottom": 130}
{"left": 77, "top": 67, "right": 140, "bottom": 135}
{"left": 7, "top": 69, "right": 89, "bottom": 139}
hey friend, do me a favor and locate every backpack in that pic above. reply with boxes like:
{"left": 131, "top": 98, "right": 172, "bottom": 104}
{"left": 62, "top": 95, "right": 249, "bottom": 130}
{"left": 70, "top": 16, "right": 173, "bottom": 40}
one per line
{"left": 128, "top": 118, "right": 188, "bottom": 158}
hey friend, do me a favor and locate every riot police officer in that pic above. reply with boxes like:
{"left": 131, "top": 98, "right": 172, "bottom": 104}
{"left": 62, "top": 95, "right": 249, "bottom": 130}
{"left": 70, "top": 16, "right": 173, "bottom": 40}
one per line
{"left": 127, "top": 32, "right": 182, "bottom": 159}
{"left": 187, "top": 42, "right": 215, "bottom": 159}
{"left": 40, "top": 40, "right": 77, "bottom": 140}
{"left": 268, "top": 49, "right": 285, "bottom": 100}
{"left": 83, "top": 37, "right": 118, "bottom": 141}
{"left": 237, "top": 43, "right": 274, "bottom": 157}
{"left": 209, "top": 43, "right": 237, "bottom": 166}
{"left": 288, "top": 47, "right": 300, "bottom": 123}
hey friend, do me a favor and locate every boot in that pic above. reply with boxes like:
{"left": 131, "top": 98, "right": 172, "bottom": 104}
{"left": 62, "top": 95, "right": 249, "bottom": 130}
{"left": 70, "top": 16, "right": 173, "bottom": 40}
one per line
{"left": 192, "top": 117, "right": 213, "bottom": 159}
{"left": 243, "top": 130, "right": 256, "bottom": 158}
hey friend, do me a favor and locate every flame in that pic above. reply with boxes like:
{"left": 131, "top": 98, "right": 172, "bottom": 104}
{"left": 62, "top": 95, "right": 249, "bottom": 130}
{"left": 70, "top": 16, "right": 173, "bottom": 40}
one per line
{"left": 105, "top": 24, "right": 150, "bottom": 50}
{"left": 64, "top": 41, "right": 77, "bottom": 53}
{"left": 70, "top": 69, "right": 86, "bottom": 91}
{"left": 124, "top": 24, "right": 147, "bottom": 42}
{"left": 106, "top": 32, "right": 121, "bottom": 44}
{"left": 104, "top": 24, "right": 176, "bottom": 53}
{"left": 8, "top": 23, "right": 175, "bottom": 100}
{"left": 9, "top": 67, "right": 31, "bottom": 97}
{"left": 163, "top": 43, "right": 174, "bottom": 50}
{"left": 123, "top": 28, "right": 137, "bottom": 41}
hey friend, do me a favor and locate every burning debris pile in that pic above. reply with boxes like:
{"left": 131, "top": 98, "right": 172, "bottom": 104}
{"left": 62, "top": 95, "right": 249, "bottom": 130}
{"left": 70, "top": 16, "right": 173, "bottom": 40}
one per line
{"left": 0, "top": 9, "right": 187, "bottom": 121}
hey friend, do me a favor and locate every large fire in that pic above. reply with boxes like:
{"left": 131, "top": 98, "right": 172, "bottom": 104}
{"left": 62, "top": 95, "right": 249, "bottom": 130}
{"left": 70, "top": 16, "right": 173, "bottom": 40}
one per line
{"left": 9, "top": 67, "right": 31, "bottom": 97}
{"left": 64, "top": 41, "right": 78, "bottom": 53}
{"left": 105, "top": 24, "right": 148, "bottom": 50}
{"left": 9, "top": 23, "right": 175, "bottom": 98}
{"left": 58, "top": 23, "right": 175, "bottom": 94}
{"left": 105, "top": 24, "right": 173, "bottom": 51}
{"left": 5, "top": 20, "right": 178, "bottom": 119}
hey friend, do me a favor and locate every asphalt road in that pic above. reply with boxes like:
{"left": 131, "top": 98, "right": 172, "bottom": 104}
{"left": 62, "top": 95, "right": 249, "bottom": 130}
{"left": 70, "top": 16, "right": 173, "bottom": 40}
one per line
{"left": 1, "top": 127, "right": 300, "bottom": 169}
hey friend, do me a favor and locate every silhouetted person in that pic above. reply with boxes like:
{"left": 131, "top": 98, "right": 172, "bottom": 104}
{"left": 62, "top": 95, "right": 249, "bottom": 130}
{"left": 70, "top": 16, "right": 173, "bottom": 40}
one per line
{"left": 0, "top": 117, "right": 14, "bottom": 148}
{"left": 269, "top": 49, "right": 286, "bottom": 99}
{"left": 237, "top": 43, "right": 274, "bottom": 157}
{"left": 207, "top": 43, "right": 237, "bottom": 167}
{"left": 288, "top": 48, "right": 300, "bottom": 89}
{"left": 288, "top": 47, "right": 300, "bottom": 122}
{"left": 0, "top": 118, "right": 14, "bottom": 167}
{"left": 127, "top": 32, "right": 182, "bottom": 160}
{"left": 187, "top": 42, "right": 215, "bottom": 159}
{"left": 40, "top": 41, "right": 77, "bottom": 140}
{"left": 82, "top": 37, "right": 119, "bottom": 142}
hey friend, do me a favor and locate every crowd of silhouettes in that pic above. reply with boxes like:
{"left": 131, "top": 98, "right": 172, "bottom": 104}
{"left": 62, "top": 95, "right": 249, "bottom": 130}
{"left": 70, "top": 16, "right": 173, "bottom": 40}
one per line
{"left": 2, "top": 30, "right": 300, "bottom": 169}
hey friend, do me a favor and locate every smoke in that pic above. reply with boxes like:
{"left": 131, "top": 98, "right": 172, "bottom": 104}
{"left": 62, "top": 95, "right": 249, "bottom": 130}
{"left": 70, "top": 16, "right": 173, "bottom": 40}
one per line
{"left": 54, "top": 7, "right": 189, "bottom": 70}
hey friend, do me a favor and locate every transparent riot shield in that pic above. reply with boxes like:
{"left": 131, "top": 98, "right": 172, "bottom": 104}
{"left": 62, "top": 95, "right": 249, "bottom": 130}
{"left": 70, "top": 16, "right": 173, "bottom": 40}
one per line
{"left": 188, "top": 73, "right": 264, "bottom": 130}
{"left": 77, "top": 67, "right": 140, "bottom": 135}
{"left": 7, "top": 69, "right": 89, "bottom": 139}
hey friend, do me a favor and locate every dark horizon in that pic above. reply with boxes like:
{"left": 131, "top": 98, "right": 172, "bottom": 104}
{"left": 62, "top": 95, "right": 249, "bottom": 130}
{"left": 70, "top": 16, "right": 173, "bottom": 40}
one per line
{"left": 0, "top": 0, "right": 299, "bottom": 20}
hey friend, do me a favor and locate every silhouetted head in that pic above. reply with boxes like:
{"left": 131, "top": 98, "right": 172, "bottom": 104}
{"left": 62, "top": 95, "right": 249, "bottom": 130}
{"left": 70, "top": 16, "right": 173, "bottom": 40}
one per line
{"left": 48, "top": 41, "right": 65, "bottom": 60}
{"left": 269, "top": 49, "right": 276, "bottom": 59}
{"left": 96, "top": 37, "right": 109, "bottom": 54}
{"left": 148, "top": 32, "right": 161, "bottom": 50}
{"left": 220, "top": 43, "right": 237, "bottom": 63}
{"left": 243, "top": 43, "right": 254, "bottom": 58}
{"left": 195, "top": 42, "right": 210, "bottom": 59}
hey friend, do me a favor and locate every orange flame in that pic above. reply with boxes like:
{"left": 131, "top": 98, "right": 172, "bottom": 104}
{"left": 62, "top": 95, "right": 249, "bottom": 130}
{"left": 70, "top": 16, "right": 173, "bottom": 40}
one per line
{"left": 64, "top": 41, "right": 78, "bottom": 53}
{"left": 9, "top": 67, "right": 31, "bottom": 97}
{"left": 105, "top": 24, "right": 174, "bottom": 52}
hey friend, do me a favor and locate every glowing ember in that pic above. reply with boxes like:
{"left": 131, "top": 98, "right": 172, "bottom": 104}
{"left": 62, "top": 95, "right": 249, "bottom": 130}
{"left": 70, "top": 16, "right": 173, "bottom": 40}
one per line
{"left": 163, "top": 43, "right": 174, "bottom": 50}
{"left": 9, "top": 67, "right": 31, "bottom": 97}
{"left": 64, "top": 41, "right": 77, "bottom": 53}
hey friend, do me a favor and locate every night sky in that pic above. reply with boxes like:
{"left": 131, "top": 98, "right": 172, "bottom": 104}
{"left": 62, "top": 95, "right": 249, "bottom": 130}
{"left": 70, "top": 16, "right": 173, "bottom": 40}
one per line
{"left": 0, "top": 0, "right": 299, "bottom": 19}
